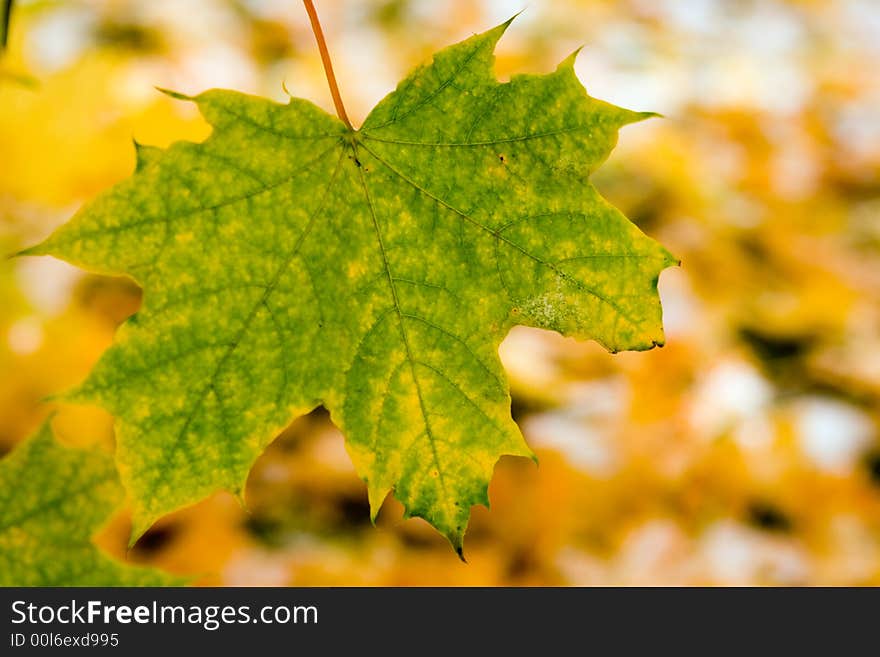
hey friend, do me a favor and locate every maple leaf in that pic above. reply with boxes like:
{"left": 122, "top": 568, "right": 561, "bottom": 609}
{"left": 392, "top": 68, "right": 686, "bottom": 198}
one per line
{"left": 0, "top": 423, "right": 179, "bottom": 585}
{"left": 22, "top": 20, "right": 675, "bottom": 553}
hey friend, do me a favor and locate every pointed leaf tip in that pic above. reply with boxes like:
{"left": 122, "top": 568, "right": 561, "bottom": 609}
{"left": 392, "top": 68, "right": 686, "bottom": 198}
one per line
{"left": 502, "top": 9, "right": 526, "bottom": 28}
{"left": 232, "top": 488, "right": 247, "bottom": 509}
{"left": 558, "top": 45, "right": 585, "bottom": 70}
{"left": 155, "top": 87, "right": 193, "bottom": 101}
{"left": 11, "top": 241, "right": 47, "bottom": 259}
{"left": 481, "top": 9, "right": 523, "bottom": 43}
{"left": 367, "top": 484, "right": 390, "bottom": 524}
{"left": 626, "top": 110, "right": 664, "bottom": 125}
{"left": 128, "top": 515, "right": 153, "bottom": 550}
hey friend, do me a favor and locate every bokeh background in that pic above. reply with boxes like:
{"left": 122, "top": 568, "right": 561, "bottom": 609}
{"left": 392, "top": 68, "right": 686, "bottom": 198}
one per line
{"left": 1, "top": 0, "right": 879, "bottom": 585}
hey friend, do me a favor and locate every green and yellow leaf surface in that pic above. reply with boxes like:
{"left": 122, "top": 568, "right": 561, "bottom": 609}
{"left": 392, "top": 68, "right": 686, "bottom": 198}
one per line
{"left": 24, "top": 20, "right": 674, "bottom": 552}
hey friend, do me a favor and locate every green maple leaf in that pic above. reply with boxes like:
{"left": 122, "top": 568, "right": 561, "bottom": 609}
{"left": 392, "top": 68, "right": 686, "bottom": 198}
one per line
{"left": 0, "top": 424, "right": 179, "bottom": 585}
{"left": 22, "top": 20, "right": 675, "bottom": 553}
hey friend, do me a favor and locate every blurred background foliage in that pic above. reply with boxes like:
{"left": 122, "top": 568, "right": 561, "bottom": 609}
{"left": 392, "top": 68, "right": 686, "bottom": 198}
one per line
{"left": 1, "top": 0, "right": 879, "bottom": 585}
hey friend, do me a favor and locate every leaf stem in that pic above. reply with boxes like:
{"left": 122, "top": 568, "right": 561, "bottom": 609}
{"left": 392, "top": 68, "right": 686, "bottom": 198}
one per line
{"left": 302, "top": 0, "right": 353, "bottom": 129}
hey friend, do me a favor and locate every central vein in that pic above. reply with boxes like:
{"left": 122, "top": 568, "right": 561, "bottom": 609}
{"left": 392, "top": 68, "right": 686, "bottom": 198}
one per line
{"left": 350, "top": 141, "right": 451, "bottom": 513}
